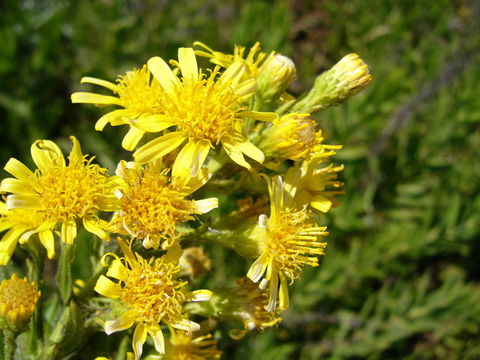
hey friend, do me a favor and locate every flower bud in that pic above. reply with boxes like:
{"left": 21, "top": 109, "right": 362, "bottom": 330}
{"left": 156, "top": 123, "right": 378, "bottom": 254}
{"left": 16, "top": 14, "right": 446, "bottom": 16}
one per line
{"left": 0, "top": 274, "right": 40, "bottom": 331}
{"left": 179, "top": 247, "right": 212, "bottom": 280}
{"left": 258, "top": 113, "right": 318, "bottom": 160}
{"left": 257, "top": 54, "right": 296, "bottom": 102}
{"left": 290, "top": 53, "right": 372, "bottom": 113}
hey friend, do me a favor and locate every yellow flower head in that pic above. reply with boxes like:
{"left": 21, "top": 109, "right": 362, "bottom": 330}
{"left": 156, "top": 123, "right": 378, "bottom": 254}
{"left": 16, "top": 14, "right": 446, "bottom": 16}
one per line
{"left": 194, "top": 41, "right": 269, "bottom": 80}
{"left": 259, "top": 113, "right": 318, "bottom": 161}
{"left": 0, "top": 274, "right": 40, "bottom": 327}
{"left": 71, "top": 65, "right": 166, "bottom": 151}
{"left": 0, "top": 137, "right": 118, "bottom": 252}
{"left": 109, "top": 161, "right": 218, "bottom": 250}
{"left": 133, "top": 48, "right": 277, "bottom": 174}
{"left": 285, "top": 142, "right": 344, "bottom": 213}
{"left": 247, "top": 176, "right": 328, "bottom": 311}
{"left": 95, "top": 239, "right": 212, "bottom": 360}
{"left": 163, "top": 330, "right": 221, "bottom": 360}
{"left": 0, "top": 200, "right": 51, "bottom": 265}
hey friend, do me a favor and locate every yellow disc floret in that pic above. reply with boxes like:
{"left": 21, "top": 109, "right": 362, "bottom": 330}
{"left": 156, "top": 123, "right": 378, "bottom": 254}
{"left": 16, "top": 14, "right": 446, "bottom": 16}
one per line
{"left": 0, "top": 274, "right": 40, "bottom": 325}
{"left": 120, "top": 255, "right": 187, "bottom": 326}
{"left": 35, "top": 153, "right": 107, "bottom": 223}
{"left": 115, "top": 65, "right": 164, "bottom": 115}
{"left": 119, "top": 168, "right": 195, "bottom": 246}
{"left": 169, "top": 68, "right": 242, "bottom": 145}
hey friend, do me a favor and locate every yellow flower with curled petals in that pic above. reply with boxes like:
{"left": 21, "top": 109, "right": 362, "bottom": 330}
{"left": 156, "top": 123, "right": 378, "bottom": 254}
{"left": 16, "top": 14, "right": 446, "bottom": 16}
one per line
{"left": 109, "top": 161, "right": 218, "bottom": 250}
{"left": 0, "top": 200, "right": 52, "bottom": 265}
{"left": 133, "top": 47, "right": 277, "bottom": 174}
{"left": 163, "top": 330, "right": 221, "bottom": 360}
{"left": 71, "top": 65, "right": 167, "bottom": 151}
{"left": 0, "top": 137, "right": 119, "bottom": 250}
{"left": 285, "top": 142, "right": 344, "bottom": 213}
{"left": 247, "top": 175, "right": 328, "bottom": 312}
{"left": 194, "top": 41, "right": 269, "bottom": 81}
{"left": 94, "top": 238, "right": 212, "bottom": 360}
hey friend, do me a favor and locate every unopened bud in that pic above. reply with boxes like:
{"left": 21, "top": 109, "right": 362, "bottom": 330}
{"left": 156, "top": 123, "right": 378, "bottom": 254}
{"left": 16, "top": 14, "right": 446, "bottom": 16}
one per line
{"left": 290, "top": 53, "right": 372, "bottom": 113}
{"left": 257, "top": 54, "right": 296, "bottom": 102}
{"left": 0, "top": 274, "right": 40, "bottom": 331}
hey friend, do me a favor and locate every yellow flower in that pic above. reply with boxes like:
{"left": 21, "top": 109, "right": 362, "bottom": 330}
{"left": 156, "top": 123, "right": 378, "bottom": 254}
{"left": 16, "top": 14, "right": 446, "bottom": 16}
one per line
{"left": 259, "top": 113, "right": 318, "bottom": 161}
{"left": 94, "top": 239, "right": 212, "bottom": 360}
{"left": 71, "top": 65, "right": 166, "bottom": 151}
{"left": 109, "top": 161, "right": 218, "bottom": 250}
{"left": 133, "top": 48, "right": 276, "bottom": 174}
{"left": 163, "top": 330, "right": 221, "bottom": 360}
{"left": 0, "top": 274, "right": 40, "bottom": 327}
{"left": 247, "top": 176, "right": 328, "bottom": 311}
{"left": 0, "top": 137, "right": 118, "bottom": 252}
{"left": 285, "top": 143, "right": 344, "bottom": 213}
{"left": 194, "top": 41, "right": 269, "bottom": 80}
{"left": 0, "top": 200, "right": 51, "bottom": 265}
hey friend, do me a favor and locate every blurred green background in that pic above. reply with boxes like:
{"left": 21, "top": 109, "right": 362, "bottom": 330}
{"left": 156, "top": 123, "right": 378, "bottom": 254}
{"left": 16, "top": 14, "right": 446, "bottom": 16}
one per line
{"left": 1, "top": 0, "right": 480, "bottom": 358}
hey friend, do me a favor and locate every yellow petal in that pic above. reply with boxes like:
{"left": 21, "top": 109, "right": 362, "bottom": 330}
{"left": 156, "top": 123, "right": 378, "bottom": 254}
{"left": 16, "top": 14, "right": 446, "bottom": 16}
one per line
{"left": 68, "top": 136, "right": 83, "bottom": 162}
{"left": 80, "top": 76, "right": 118, "bottom": 92}
{"left": 178, "top": 47, "right": 198, "bottom": 81}
{"left": 132, "top": 323, "right": 148, "bottom": 360}
{"left": 133, "top": 132, "right": 186, "bottom": 164}
{"left": 4, "top": 158, "right": 35, "bottom": 182}
{"left": 122, "top": 127, "right": 145, "bottom": 151}
{"left": 172, "top": 140, "right": 210, "bottom": 178}
{"left": 6, "top": 194, "right": 41, "bottom": 210}
{"left": 238, "top": 111, "right": 278, "bottom": 122}
{"left": 39, "top": 230, "right": 55, "bottom": 259}
{"left": 94, "top": 275, "right": 122, "bottom": 299}
{"left": 104, "top": 311, "right": 136, "bottom": 335}
{"left": 71, "top": 92, "right": 122, "bottom": 105}
{"left": 171, "top": 318, "right": 200, "bottom": 332}
{"left": 129, "top": 115, "right": 175, "bottom": 133}
{"left": 186, "top": 289, "right": 213, "bottom": 302}
{"left": 311, "top": 195, "right": 332, "bottom": 213}
{"left": 106, "top": 258, "right": 128, "bottom": 282}
{"left": 222, "top": 138, "right": 250, "bottom": 170}
{"left": 147, "top": 56, "right": 179, "bottom": 96}
{"left": 265, "top": 269, "right": 279, "bottom": 312}
{"left": 31, "top": 139, "right": 65, "bottom": 170}
{"left": 61, "top": 219, "right": 77, "bottom": 245}
{"left": 0, "top": 227, "right": 24, "bottom": 265}
{"left": 193, "top": 198, "right": 218, "bottom": 214}
{"left": 83, "top": 216, "right": 110, "bottom": 242}
{"left": 149, "top": 328, "right": 165, "bottom": 354}
{"left": 95, "top": 109, "right": 134, "bottom": 131}
{"left": 0, "top": 178, "right": 35, "bottom": 195}
{"left": 278, "top": 274, "right": 289, "bottom": 311}
{"left": 247, "top": 254, "right": 269, "bottom": 283}
{"left": 183, "top": 168, "right": 212, "bottom": 194}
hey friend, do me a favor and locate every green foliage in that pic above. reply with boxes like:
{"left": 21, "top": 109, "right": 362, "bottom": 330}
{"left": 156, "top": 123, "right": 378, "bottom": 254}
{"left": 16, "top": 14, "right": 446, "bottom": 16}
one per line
{"left": 1, "top": 0, "right": 479, "bottom": 359}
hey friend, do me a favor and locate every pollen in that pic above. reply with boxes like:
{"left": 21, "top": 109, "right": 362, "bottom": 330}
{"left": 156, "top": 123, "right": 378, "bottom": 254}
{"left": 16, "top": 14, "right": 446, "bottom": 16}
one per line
{"left": 115, "top": 65, "right": 164, "bottom": 114}
{"left": 166, "top": 68, "right": 243, "bottom": 145}
{"left": 120, "top": 256, "right": 187, "bottom": 326}
{"left": 0, "top": 274, "right": 40, "bottom": 324}
{"left": 119, "top": 169, "right": 196, "bottom": 248}
{"left": 35, "top": 155, "right": 108, "bottom": 223}
{"left": 265, "top": 209, "right": 327, "bottom": 280}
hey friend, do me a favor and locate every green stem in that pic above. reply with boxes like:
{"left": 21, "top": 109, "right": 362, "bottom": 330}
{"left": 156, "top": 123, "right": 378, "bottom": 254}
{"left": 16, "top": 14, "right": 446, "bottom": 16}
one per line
{"left": 2, "top": 329, "right": 17, "bottom": 360}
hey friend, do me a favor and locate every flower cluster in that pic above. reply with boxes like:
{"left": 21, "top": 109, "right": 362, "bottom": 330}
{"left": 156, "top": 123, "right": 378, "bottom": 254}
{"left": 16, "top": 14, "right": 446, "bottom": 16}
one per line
{"left": 0, "top": 42, "right": 371, "bottom": 359}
